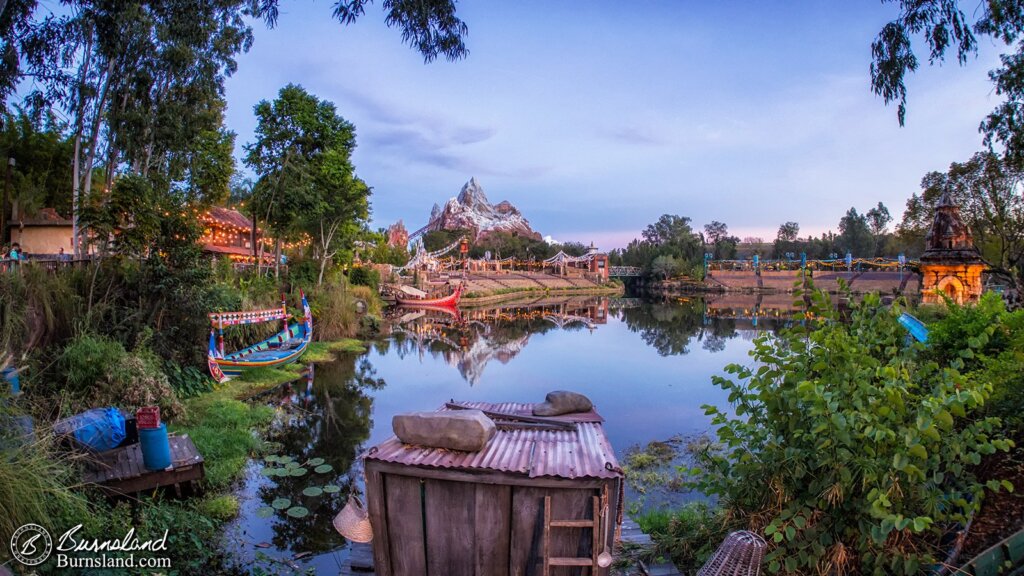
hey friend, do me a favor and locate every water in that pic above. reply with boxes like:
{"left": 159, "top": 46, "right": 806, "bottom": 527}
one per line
{"left": 222, "top": 294, "right": 794, "bottom": 574}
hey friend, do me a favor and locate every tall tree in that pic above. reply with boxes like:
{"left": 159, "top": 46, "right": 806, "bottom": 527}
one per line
{"left": 703, "top": 220, "right": 738, "bottom": 260}
{"left": 245, "top": 84, "right": 370, "bottom": 282}
{"left": 866, "top": 202, "right": 892, "bottom": 237}
{"left": 899, "top": 151, "right": 1024, "bottom": 290}
{"left": 776, "top": 222, "right": 799, "bottom": 242}
{"left": 838, "top": 207, "right": 875, "bottom": 257}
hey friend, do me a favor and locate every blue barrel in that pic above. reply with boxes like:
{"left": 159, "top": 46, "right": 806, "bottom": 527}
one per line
{"left": 139, "top": 423, "right": 172, "bottom": 470}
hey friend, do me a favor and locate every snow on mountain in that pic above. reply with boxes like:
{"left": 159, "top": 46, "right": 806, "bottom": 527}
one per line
{"left": 426, "top": 177, "right": 542, "bottom": 241}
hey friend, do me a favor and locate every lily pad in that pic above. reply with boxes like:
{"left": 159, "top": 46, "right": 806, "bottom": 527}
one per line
{"left": 271, "top": 468, "right": 290, "bottom": 477}
{"left": 307, "top": 457, "right": 325, "bottom": 466}
{"left": 288, "top": 467, "right": 308, "bottom": 477}
{"left": 313, "top": 464, "right": 333, "bottom": 474}
{"left": 302, "top": 486, "right": 323, "bottom": 497}
{"left": 286, "top": 506, "right": 309, "bottom": 518}
{"left": 322, "top": 485, "right": 341, "bottom": 494}
{"left": 255, "top": 506, "right": 275, "bottom": 518}
{"left": 278, "top": 455, "right": 294, "bottom": 464}
{"left": 264, "top": 455, "right": 279, "bottom": 463}
{"left": 285, "top": 461, "right": 300, "bottom": 469}
{"left": 271, "top": 498, "right": 291, "bottom": 510}
{"left": 259, "top": 468, "right": 277, "bottom": 477}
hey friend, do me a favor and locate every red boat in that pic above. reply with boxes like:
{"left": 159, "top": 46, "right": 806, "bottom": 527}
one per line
{"left": 396, "top": 282, "right": 464, "bottom": 307}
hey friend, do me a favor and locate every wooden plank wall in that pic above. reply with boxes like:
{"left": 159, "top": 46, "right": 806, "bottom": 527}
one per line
{"left": 372, "top": 468, "right": 615, "bottom": 576}
{"left": 385, "top": 474, "right": 426, "bottom": 575}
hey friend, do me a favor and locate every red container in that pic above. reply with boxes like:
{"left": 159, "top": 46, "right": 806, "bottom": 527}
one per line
{"left": 136, "top": 406, "right": 161, "bottom": 429}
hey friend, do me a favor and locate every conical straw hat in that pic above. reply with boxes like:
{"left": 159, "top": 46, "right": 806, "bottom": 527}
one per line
{"left": 333, "top": 494, "right": 373, "bottom": 543}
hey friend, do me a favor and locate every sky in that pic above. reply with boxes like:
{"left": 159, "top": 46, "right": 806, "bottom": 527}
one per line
{"left": 223, "top": 0, "right": 1004, "bottom": 250}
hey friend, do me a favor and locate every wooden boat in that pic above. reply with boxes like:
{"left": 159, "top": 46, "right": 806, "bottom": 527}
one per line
{"left": 207, "top": 292, "right": 312, "bottom": 383}
{"left": 395, "top": 282, "right": 464, "bottom": 307}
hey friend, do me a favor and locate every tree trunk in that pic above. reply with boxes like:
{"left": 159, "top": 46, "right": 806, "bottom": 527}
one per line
{"left": 71, "top": 26, "right": 95, "bottom": 259}
{"left": 275, "top": 237, "right": 281, "bottom": 280}
{"left": 80, "top": 59, "right": 113, "bottom": 245}
{"left": 318, "top": 252, "right": 329, "bottom": 286}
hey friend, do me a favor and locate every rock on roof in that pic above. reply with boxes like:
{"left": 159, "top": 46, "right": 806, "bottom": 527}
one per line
{"left": 363, "top": 401, "right": 623, "bottom": 480}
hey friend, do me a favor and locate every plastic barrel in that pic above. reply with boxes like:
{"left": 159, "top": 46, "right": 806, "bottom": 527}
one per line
{"left": 138, "top": 423, "right": 172, "bottom": 470}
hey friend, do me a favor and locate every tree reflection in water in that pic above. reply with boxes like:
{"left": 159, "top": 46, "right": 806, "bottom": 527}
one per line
{"left": 250, "top": 356, "right": 383, "bottom": 556}
{"left": 612, "top": 294, "right": 798, "bottom": 356}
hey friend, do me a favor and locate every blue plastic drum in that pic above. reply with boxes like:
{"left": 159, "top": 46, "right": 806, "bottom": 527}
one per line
{"left": 139, "top": 423, "right": 172, "bottom": 470}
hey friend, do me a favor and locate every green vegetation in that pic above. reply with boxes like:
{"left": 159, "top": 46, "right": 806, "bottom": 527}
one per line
{"left": 303, "top": 339, "right": 368, "bottom": 363}
{"left": 199, "top": 495, "right": 241, "bottom": 521}
{"left": 246, "top": 84, "right": 371, "bottom": 283}
{"left": 633, "top": 503, "right": 729, "bottom": 574}
{"left": 898, "top": 152, "right": 1024, "bottom": 292}
{"left": 173, "top": 382, "right": 275, "bottom": 489}
{"left": 697, "top": 288, "right": 1013, "bottom": 575}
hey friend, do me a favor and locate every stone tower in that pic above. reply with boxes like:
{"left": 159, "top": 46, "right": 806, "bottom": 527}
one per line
{"left": 919, "top": 192, "right": 986, "bottom": 304}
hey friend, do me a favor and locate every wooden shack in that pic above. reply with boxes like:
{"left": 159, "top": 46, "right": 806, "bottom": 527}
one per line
{"left": 362, "top": 401, "right": 624, "bottom": 576}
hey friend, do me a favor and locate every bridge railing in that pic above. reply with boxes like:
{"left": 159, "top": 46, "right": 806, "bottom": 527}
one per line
{"left": 608, "top": 266, "right": 641, "bottom": 277}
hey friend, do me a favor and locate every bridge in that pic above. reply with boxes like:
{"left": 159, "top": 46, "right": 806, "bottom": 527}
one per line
{"left": 609, "top": 266, "right": 641, "bottom": 277}
{"left": 408, "top": 218, "right": 438, "bottom": 242}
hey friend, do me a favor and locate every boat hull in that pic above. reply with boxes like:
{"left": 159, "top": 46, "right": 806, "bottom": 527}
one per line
{"left": 395, "top": 284, "right": 463, "bottom": 307}
{"left": 208, "top": 293, "right": 313, "bottom": 383}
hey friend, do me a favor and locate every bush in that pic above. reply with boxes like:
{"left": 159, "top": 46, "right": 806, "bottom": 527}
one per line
{"left": 699, "top": 289, "right": 1012, "bottom": 575}
{"left": 348, "top": 265, "right": 379, "bottom": 290}
{"left": 636, "top": 503, "right": 730, "bottom": 574}
{"left": 57, "top": 333, "right": 184, "bottom": 419}
{"left": 924, "top": 293, "right": 1024, "bottom": 429}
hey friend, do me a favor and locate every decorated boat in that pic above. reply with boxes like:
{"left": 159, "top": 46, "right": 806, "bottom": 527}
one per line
{"left": 395, "top": 282, "right": 464, "bottom": 307}
{"left": 207, "top": 292, "right": 312, "bottom": 383}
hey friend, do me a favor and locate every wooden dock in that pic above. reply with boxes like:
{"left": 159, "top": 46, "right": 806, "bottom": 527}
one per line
{"left": 615, "top": 516, "right": 682, "bottom": 576}
{"left": 81, "top": 434, "right": 205, "bottom": 496}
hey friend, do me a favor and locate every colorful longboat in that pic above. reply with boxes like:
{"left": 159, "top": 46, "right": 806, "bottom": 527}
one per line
{"left": 395, "top": 282, "right": 464, "bottom": 307}
{"left": 207, "top": 292, "right": 312, "bottom": 383}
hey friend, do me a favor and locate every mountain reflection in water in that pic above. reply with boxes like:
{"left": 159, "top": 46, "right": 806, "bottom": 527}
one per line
{"left": 387, "top": 294, "right": 801, "bottom": 383}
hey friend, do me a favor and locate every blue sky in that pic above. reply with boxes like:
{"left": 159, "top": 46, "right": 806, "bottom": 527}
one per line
{"left": 224, "top": 1, "right": 1002, "bottom": 250}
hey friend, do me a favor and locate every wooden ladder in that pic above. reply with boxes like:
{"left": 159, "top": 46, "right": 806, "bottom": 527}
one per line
{"left": 542, "top": 495, "right": 600, "bottom": 575}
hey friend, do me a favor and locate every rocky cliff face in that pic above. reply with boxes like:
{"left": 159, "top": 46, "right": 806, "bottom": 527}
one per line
{"left": 427, "top": 177, "right": 541, "bottom": 240}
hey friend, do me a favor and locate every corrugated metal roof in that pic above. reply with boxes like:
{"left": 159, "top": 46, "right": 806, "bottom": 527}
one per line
{"left": 363, "top": 401, "right": 622, "bottom": 480}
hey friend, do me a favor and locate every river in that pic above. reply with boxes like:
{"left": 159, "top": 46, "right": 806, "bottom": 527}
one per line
{"left": 220, "top": 294, "right": 796, "bottom": 574}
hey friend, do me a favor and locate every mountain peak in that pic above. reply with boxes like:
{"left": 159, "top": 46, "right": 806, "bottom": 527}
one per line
{"left": 427, "top": 178, "right": 541, "bottom": 241}
{"left": 456, "top": 176, "right": 491, "bottom": 208}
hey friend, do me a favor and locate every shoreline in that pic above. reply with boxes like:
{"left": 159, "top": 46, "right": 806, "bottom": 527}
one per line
{"left": 459, "top": 284, "right": 624, "bottom": 306}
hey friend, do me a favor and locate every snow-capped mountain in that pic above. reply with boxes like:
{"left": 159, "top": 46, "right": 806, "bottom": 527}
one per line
{"left": 425, "top": 177, "right": 542, "bottom": 240}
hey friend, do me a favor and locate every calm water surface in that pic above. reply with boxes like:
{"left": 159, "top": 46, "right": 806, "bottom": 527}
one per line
{"left": 222, "top": 294, "right": 794, "bottom": 574}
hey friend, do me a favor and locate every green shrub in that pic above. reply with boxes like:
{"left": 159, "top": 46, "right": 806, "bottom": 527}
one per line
{"left": 165, "top": 361, "right": 216, "bottom": 398}
{"left": 924, "top": 293, "right": 1024, "bottom": 428}
{"left": 636, "top": 503, "right": 729, "bottom": 573}
{"left": 56, "top": 333, "right": 184, "bottom": 419}
{"left": 58, "top": 333, "right": 127, "bottom": 393}
{"left": 198, "top": 495, "right": 240, "bottom": 521}
{"left": 700, "top": 289, "right": 1012, "bottom": 575}
{"left": 348, "top": 266, "right": 379, "bottom": 290}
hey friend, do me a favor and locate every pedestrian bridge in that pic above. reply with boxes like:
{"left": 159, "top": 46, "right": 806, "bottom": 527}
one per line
{"left": 608, "top": 266, "right": 641, "bottom": 277}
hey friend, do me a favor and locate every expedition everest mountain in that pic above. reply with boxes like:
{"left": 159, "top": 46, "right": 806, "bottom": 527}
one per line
{"left": 418, "top": 178, "right": 542, "bottom": 241}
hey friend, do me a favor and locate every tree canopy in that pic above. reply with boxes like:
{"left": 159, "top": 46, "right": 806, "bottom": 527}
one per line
{"left": 245, "top": 84, "right": 370, "bottom": 281}
{"left": 872, "top": 1, "right": 1024, "bottom": 165}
